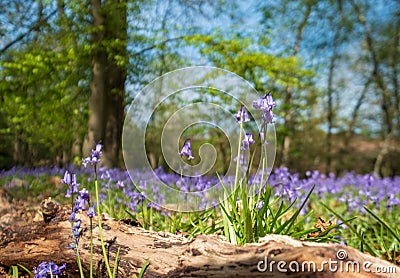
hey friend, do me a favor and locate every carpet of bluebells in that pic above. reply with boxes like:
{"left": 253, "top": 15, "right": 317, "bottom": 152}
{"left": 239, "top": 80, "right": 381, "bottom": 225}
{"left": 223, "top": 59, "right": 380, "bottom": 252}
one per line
{"left": 2, "top": 165, "right": 399, "bottom": 214}
{"left": 1, "top": 165, "right": 399, "bottom": 232}
{"left": 1, "top": 164, "right": 400, "bottom": 276}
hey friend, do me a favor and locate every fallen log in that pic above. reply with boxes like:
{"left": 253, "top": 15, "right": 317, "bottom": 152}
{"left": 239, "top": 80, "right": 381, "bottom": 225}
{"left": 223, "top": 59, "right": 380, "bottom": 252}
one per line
{"left": 0, "top": 194, "right": 399, "bottom": 277}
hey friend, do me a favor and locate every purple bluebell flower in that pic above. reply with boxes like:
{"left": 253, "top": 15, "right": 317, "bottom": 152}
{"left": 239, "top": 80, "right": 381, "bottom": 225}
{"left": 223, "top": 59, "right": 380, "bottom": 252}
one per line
{"left": 82, "top": 142, "right": 103, "bottom": 167}
{"left": 87, "top": 203, "right": 96, "bottom": 218}
{"left": 74, "top": 195, "right": 87, "bottom": 211}
{"left": 72, "top": 218, "right": 81, "bottom": 239}
{"left": 253, "top": 92, "right": 276, "bottom": 124}
{"left": 253, "top": 92, "right": 276, "bottom": 110}
{"left": 256, "top": 200, "right": 264, "bottom": 211}
{"left": 180, "top": 138, "right": 194, "bottom": 160}
{"left": 69, "top": 211, "right": 76, "bottom": 222}
{"left": 117, "top": 180, "right": 124, "bottom": 189}
{"left": 92, "top": 143, "right": 103, "bottom": 158}
{"left": 262, "top": 110, "right": 275, "bottom": 124}
{"left": 65, "top": 188, "right": 72, "bottom": 198}
{"left": 63, "top": 171, "right": 80, "bottom": 198}
{"left": 61, "top": 170, "right": 71, "bottom": 185}
{"left": 33, "top": 261, "right": 66, "bottom": 278}
{"left": 241, "top": 133, "right": 255, "bottom": 150}
{"left": 236, "top": 105, "right": 250, "bottom": 123}
{"left": 71, "top": 174, "right": 80, "bottom": 193}
{"left": 79, "top": 188, "right": 90, "bottom": 202}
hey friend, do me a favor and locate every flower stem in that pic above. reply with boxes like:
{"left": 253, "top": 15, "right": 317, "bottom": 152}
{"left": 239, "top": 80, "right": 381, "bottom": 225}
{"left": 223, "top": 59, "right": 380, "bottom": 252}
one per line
{"left": 74, "top": 238, "right": 84, "bottom": 277}
{"left": 94, "top": 165, "right": 113, "bottom": 277}
{"left": 89, "top": 217, "right": 93, "bottom": 278}
{"left": 234, "top": 120, "right": 243, "bottom": 189}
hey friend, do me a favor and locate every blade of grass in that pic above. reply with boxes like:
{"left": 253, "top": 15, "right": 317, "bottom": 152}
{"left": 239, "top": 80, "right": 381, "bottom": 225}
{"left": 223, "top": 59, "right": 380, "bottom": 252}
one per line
{"left": 281, "top": 184, "right": 315, "bottom": 235}
{"left": 11, "top": 265, "right": 18, "bottom": 278}
{"left": 321, "top": 202, "right": 377, "bottom": 256}
{"left": 364, "top": 206, "right": 400, "bottom": 244}
{"left": 138, "top": 258, "right": 150, "bottom": 278}
{"left": 17, "top": 264, "right": 33, "bottom": 277}
{"left": 112, "top": 246, "right": 121, "bottom": 278}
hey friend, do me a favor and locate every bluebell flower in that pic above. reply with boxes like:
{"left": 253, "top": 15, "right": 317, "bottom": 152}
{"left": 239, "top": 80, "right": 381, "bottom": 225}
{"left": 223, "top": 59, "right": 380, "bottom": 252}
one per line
{"left": 87, "top": 203, "right": 96, "bottom": 218}
{"left": 72, "top": 218, "right": 81, "bottom": 239}
{"left": 71, "top": 174, "right": 80, "bottom": 193}
{"left": 92, "top": 143, "right": 103, "bottom": 158}
{"left": 79, "top": 188, "right": 90, "bottom": 202}
{"left": 69, "top": 211, "right": 76, "bottom": 222}
{"left": 262, "top": 109, "right": 275, "bottom": 124}
{"left": 256, "top": 200, "right": 264, "bottom": 211}
{"left": 241, "top": 133, "right": 255, "bottom": 150}
{"left": 236, "top": 105, "right": 250, "bottom": 123}
{"left": 180, "top": 138, "right": 194, "bottom": 160}
{"left": 74, "top": 195, "right": 87, "bottom": 211}
{"left": 82, "top": 142, "right": 103, "bottom": 167}
{"left": 33, "top": 261, "right": 66, "bottom": 278}
{"left": 65, "top": 188, "right": 72, "bottom": 198}
{"left": 253, "top": 92, "right": 275, "bottom": 110}
{"left": 61, "top": 170, "right": 71, "bottom": 185}
{"left": 253, "top": 92, "right": 276, "bottom": 124}
{"left": 62, "top": 170, "right": 79, "bottom": 198}
{"left": 116, "top": 180, "right": 124, "bottom": 189}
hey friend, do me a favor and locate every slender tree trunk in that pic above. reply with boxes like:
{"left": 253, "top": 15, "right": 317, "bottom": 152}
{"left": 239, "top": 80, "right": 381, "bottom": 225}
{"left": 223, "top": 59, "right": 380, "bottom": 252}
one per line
{"left": 392, "top": 11, "right": 400, "bottom": 133}
{"left": 326, "top": 30, "right": 339, "bottom": 174}
{"left": 84, "top": 1, "right": 126, "bottom": 168}
{"left": 34, "top": 0, "right": 43, "bottom": 41}
{"left": 344, "top": 80, "right": 371, "bottom": 148}
{"left": 103, "top": 1, "right": 127, "bottom": 168}
{"left": 83, "top": 0, "right": 108, "bottom": 160}
{"left": 350, "top": 0, "right": 395, "bottom": 174}
{"left": 281, "top": 1, "right": 313, "bottom": 167}
{"left": 326, "top": 0, "right": 345, "bottom": 174}
{"left": 350, "top": 0, "right": 392, "bottom": 135}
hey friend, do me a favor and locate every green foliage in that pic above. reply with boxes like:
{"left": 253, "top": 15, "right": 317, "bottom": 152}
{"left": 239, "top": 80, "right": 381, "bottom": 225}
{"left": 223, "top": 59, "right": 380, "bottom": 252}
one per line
{"left": 187, "top": 32, "right": 315, "bottom": 93}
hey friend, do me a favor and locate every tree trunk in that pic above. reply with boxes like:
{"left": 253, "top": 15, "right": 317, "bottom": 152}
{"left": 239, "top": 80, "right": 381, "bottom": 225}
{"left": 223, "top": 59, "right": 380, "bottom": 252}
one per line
{"left": 83, "top": 0, "right": 107, "bottom": 160}
{"left": 326, "top": 6, "right": 342, "bottom": 174}
{"left": 350, "top": 0, "right": 393, "bottom": 135}
{"left": 0, "top": 194, "right": 399, "bottom": 278}
{"left": 103, "top": 1, "right": 127, "bottom": 168}
{"left": 83, "top": 1, "right": 126, "bottom": 168}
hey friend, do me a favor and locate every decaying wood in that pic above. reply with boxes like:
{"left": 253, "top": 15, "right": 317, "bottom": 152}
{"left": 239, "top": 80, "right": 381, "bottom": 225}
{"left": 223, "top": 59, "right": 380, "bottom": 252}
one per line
{"left": 0, "top": 192, "right": 399, "bottom": 278}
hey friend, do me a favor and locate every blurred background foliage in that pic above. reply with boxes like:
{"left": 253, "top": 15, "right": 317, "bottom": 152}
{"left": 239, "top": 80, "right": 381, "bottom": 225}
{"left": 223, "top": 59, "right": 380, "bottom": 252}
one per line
{"left": 0, "top": 0, "right": 399, "bottom": 176}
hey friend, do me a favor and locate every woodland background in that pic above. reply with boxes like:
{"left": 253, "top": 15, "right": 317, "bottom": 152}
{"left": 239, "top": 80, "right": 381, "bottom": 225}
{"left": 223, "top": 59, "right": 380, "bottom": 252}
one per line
{"left": 0, "top": 0, "right": 399, "bottom": 176}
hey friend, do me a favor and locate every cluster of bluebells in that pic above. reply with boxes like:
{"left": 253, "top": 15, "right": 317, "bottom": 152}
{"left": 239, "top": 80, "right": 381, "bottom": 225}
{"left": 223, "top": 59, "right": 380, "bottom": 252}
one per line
{"left": 178, "top": 94, "right": 276, "bottom": 160}
{"left": 33, "top": 261, "right": 66, "bottom": 278}
{"left": 68, "top": 185, "right": 97, "bottom": 250}
{"left": 64, "top": 144, "right": 102, "bottom": 251}
{"left": 82, "top": 143, "right": 103, "bottom": 167}
{"left": 62, "top": 170, "right": 79, "bottom": 198}
{"left": 264, "top": 167, "right": 400, "bottom": 214}
{"left": 234, "top": 93, "right": 277, "bottom": 151}
{"left": 253, "top": 92, "right": 276, "bottom": 124}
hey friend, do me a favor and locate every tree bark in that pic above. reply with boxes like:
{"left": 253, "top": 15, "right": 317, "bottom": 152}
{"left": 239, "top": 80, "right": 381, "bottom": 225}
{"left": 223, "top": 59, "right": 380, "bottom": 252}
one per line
{"left": 83, "top": 1, "right": 127, "bottom": 168}
{"left": 103, "top": 1, "right": 127, "bottom": 168}
{"left": 0, "top": 195, "right": 399, "bottom": 277}
{"left": 83, "top": 0, "right": 107, "bottom": 160}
